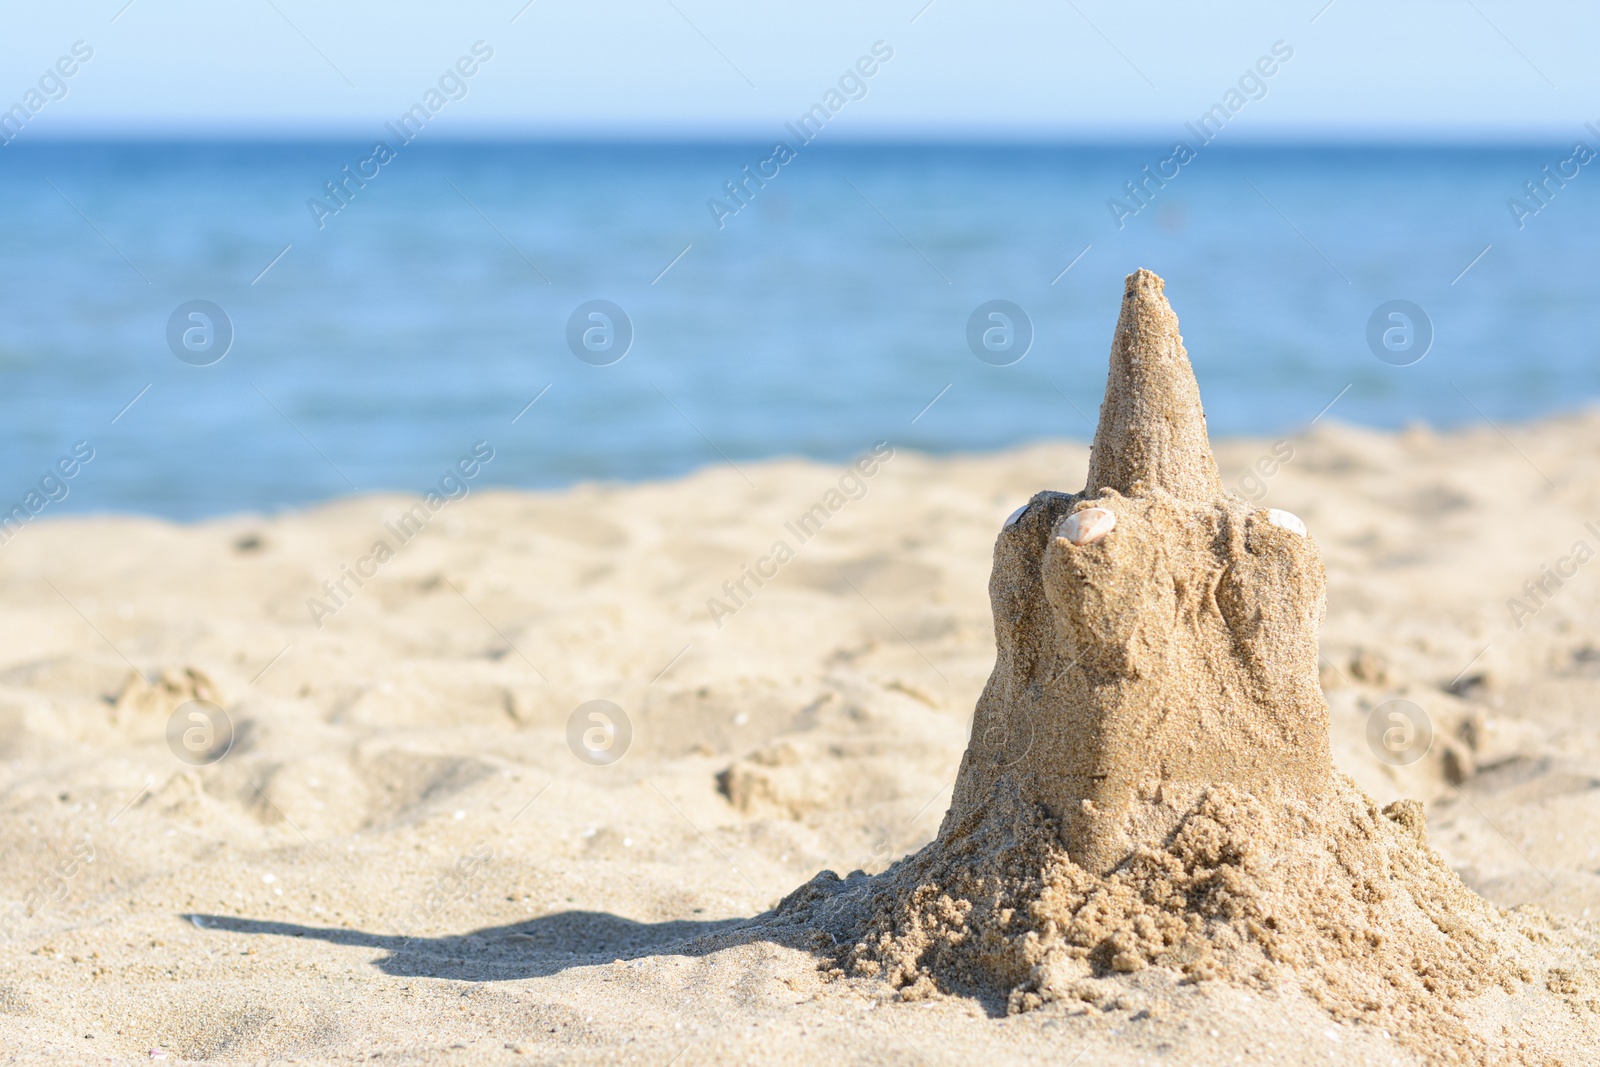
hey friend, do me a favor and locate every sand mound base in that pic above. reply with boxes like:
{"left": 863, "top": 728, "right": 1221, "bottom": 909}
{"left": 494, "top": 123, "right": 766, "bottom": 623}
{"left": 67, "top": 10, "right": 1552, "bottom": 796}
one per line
{"left": 777, "top": 775, "right": 1600, "bottom": 1064}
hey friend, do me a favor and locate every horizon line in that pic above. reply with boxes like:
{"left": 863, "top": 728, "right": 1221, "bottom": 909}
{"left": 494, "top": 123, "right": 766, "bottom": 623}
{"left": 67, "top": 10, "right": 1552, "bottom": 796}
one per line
{"left": 1, "top": 130, "right": 1583, "bottom": 148}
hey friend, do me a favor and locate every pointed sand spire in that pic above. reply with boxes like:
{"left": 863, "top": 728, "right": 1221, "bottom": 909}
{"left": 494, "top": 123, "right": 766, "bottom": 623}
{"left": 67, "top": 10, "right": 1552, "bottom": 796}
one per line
{"left": 1085, "top": 269, "right": 1222, "bottom": 501}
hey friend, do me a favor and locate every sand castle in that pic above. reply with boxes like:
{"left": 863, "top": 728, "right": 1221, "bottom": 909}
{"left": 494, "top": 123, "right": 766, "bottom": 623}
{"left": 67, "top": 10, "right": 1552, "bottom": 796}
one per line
{"left": 958, "top": 267, "right": 1331, "bottom": 875}
{"left": 777, "top": 270, "right": 1600, "bottom": 1063}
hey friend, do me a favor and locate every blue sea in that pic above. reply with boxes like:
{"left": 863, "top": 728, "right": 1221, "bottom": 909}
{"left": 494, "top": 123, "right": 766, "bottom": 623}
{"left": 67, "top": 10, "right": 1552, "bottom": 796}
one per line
{"left": 2, "top": 141, "right": 1597, "bottom": 519}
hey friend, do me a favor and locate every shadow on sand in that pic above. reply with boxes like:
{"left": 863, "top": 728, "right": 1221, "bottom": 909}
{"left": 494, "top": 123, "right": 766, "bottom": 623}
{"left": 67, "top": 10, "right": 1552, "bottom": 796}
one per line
{"left": 182, "top": 909, "right": 795, "bottom": 981}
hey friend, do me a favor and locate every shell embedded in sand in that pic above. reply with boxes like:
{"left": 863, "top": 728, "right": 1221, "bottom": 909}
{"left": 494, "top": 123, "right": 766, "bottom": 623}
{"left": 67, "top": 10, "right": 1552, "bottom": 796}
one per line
{"left": 1004, "top": 504, "right": 1030, "bottom": 528}
{"left": 1267, "top": 508, "right": 1307, "bottom": 536}
{"left": 1057, "top": 506, "right": 1116, "bottom": 545}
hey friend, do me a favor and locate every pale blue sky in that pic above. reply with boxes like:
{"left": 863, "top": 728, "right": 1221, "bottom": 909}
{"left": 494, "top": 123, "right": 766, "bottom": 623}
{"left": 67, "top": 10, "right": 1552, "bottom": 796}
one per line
{"left": 1, "top": 0, "right": 1594, "bottom": 139}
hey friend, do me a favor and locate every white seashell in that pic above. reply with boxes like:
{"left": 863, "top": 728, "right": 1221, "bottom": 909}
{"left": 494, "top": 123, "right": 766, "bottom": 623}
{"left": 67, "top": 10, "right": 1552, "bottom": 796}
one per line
{"left": 1004, "top": 504, "right": 1030, "bottom": 529}
{"left": 1266, "top": 508, "right": 1306, "bottom": 537}
{"left": 1060, "top": 507, "right": 1116, "bottom": 545}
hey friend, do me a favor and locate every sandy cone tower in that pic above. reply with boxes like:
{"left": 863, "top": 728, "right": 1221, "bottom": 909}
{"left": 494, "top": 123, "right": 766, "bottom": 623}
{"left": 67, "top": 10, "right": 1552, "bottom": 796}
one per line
{"left": 944, "top": 269, "right": 1333, "bottom": 873}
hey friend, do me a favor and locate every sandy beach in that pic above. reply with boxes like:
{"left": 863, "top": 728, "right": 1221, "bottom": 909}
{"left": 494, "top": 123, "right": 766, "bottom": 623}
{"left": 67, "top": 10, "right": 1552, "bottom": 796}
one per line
{"left": 3, "top": 408, "right": 1600, "bottom": 1064}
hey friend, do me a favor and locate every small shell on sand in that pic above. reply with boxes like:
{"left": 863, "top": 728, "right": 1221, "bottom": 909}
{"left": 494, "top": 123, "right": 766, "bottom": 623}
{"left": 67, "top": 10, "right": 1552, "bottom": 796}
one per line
{"left": 1059, "top": 506, "right": 1116, "bottom": 545}
{"left": 1004, "top": 504, "right": 1030, "bottom": 529}
{"left": 1267, "top": 508, "right": 1307, "bottom": 537}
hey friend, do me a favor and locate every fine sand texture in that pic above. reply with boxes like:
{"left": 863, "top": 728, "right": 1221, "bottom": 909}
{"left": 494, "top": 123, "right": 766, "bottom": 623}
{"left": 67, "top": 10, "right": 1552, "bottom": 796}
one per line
{"left": 5, "top": 292, "right": 1600, "bottom": 1061}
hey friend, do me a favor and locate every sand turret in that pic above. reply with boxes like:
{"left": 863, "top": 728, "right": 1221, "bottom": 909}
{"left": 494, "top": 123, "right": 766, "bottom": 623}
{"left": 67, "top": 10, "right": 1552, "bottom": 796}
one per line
{"left": 1084, "top": 269, "right": 1224, "bottom": 500}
